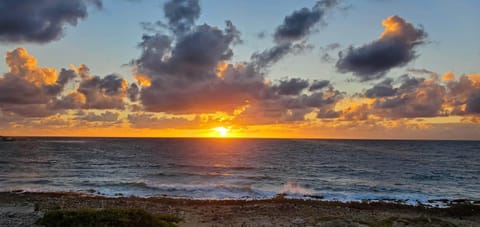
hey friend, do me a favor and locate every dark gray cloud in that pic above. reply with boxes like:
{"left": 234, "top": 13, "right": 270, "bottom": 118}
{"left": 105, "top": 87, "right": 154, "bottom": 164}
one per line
{"left": 347, "top": 74, "right": 480, "bottom": 121}
{"left": 251, "top": 42, "right": 310, "bottom": 70}
{"left": 134, "top": 21, "right": 253, "bottom": 113}
{"left": 53, "top": 92, "right": 85, "bottom": 110}
{"left": 317, "top": 108, "right": 341, "bottom": 118}
{"left": 274, "top": 78, "right": 309, "bottom": 95}
{"left": 371, "top": 75, "right": 445, "bottom": 118}
{"left": 129, "top": 0, "right": 344, "bottom": 122}
{"left": 309, "top": 80, "right": 330, "bottom": 91}
{"left": 320, "top": 42, "right": 341, "bottom": 63}
{"left": 446, "top": 75, "right": 480, "bottom": 115}
{"left": 336, "top": 74, "right": 451, "bottom": 121}
{"left": 135, "top": 21, "right": 240, "bottom": 79}
{"left": 55, "top": 68, "right": 132, "bottom": 110}
{"left": 274, "top": 0, "right": 338, "bottom": 43}
{"left": 257, "top": 31, "right": 267, "bottom": 39}
{"left": 127, "top": 83, "right": 140, "bottom": 102}
{"left": 76, "top": 111, "right": 119, "bottom": 122}
{"left": 0, "top": 0, "right": 102, "bottom": 43}
{"left": 407, "top": 68, "right": 438, "bottom": 78}
{"left": 127, "top": 113, "right": 199, "bottom": 129}
{"left": 466, "top": 89, "right": 480, "bottom": 114}
{"left": 166, "top": 22, "right": 241, "bottom": 78}
{"left": 163, "top": 0, "right": 200, "bottom": 35}
{"left": 131, "top": 0, "right": 260, "bottom": 114}
{"left": 364, "top": 78, "right": 396, "bottom": 98}
{"left": 76, "top": 74, "right": 127, "bottom": 109}
{"left": 134, "top": 34, "right": 172, "bottom": 75}
{"left": 234, "top": 87, "right": 343, "bottom": 125}
{"left": 336, "top": 16, "right": 427, "bottom": 81}
{"left": 252, "top": 0, "right": 338, "bottom": 71}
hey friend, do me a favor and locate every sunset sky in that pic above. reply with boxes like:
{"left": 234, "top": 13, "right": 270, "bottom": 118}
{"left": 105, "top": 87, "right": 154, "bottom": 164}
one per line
{"left": 0, "top": 0, "right": 479, "bottom": 139}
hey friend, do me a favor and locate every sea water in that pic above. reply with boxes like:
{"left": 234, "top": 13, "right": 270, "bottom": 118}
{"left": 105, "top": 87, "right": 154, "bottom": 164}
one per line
{"left": 1, "top": 138, "right": 479, "bottom": 206}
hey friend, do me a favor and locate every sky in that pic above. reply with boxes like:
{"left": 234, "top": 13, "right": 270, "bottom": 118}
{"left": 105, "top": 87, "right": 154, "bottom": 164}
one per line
{"left": 0, "top": 0, "right": 479, "bottom": 139}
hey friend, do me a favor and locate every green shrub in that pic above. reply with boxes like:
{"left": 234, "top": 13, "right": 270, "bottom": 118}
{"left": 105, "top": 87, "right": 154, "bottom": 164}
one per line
{"left": 37, "top": 208, "right": 182, "bottom": 227}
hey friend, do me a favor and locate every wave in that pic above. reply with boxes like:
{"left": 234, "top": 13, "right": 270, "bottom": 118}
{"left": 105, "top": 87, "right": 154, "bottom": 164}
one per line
{"left": 81, "top": 181, "right": 276, "bottom": 199}
{"left": 279, "top": 182, "right": 313, "bottom": 196}
{"left": 169, "top": 163, "right": 257, "bottom": 171}
{"left": 74, "top": 180, "right": 321, "bottom": 199}
{"left": 83, "top": 181, "right": 469, "bottom": 207}
{"left": 153, "top": 171, "right": 277, "bottom": 182}
{"left": 4, "top": 181, "right": 477, "bottom": 207}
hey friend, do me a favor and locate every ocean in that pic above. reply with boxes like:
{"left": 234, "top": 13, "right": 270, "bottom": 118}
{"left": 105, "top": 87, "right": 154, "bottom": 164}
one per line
{"left": 1, "top": 138, "right": 479, "bottom": 206}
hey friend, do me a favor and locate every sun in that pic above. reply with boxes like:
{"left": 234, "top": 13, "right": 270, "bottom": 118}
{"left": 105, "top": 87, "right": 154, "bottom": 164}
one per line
{"left": 213, "top": 127, "right": 230, "bottom": 137}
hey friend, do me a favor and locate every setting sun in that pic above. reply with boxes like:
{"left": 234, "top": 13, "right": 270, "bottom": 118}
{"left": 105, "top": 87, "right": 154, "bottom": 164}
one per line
{"left": 213, "top": 127, "right": 230, "bottom": 137}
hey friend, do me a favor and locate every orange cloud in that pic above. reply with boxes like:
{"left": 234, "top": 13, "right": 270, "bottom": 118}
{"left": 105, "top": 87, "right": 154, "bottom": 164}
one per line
{"left": 70, "top": 64, "right": 90, "bottom": 78}
{"left": 468, "top": 73, "right": 480, "bottom": 84}
{"left": 134, "top": 74, "right": 151, "bottom": 87}
{"left": 5, "top": 48, "right": 57, "bottom": 85}
{"left": 215, "top": 61, "right": 228, "bottom": 78}
{"left": 380, "top": 15, "right": 421, "bottom": 43}
{"left": 442, "top": 71, "right": 455, "bottom": 81}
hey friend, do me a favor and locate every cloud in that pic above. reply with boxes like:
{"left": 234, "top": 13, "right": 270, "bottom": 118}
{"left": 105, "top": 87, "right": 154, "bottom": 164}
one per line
{"left": 252, "top": 0, "right": 339, "bottom": 70}
{"left": 0, "top": 48, "right": 76, "bottom": 117}
{"left": 74, "top": 74, "right": 128, "bottom": 109}
{"left": 274, "top": 78, "right": 309, "bottom": 95}
{"left": 0, "top": 48, "right": 136, "bottom": 117}
{"left": 0, "top": 0, "right": 102, "bottom": 43}
{"left": 127, "top": 83, "right": 140, "bottom": 102}
{"left": 320, "top": 42, "right": 341, "bottom": 63}
{"left": 336, "top": 16, "right": 427, "bottom": 81}
{"left": 372, "top": 75, "right": 445, "bottom": 118}
{"left": 273, "top": 0, "right": 338, "bottom": 43}
{"left": 53, "top": 92, "right": 86, "bottom": 110}
{"left": 446, "top": 74, "right": 480, "bottom": 115}
{"left": 127, "top": 113, "right": 196, "bottom": 129}
{"left": 127, "top": 0, "right": 345, "bottom": 126}
{"left": 309, "top": 80, "right": 330, "bottom": 91}
{"left": 76, "top": 111, "right": 120, "bottom": 122}
{"left": 163, "top": 0, "right": 201, "bottom": 35}
{"left": 466, "top": 90, "right": 480, "bottom": 114}
{"left": 250, "top": 42, "right": 311, "bottom": 70}
{"left": 442, "top": 71, "right": 455, "bottom": 81}
{"left": 134, "top": 20, "right": 253, "bottom": 114}
{"left": 338, "top": 72, "right": 480, "bottom": 122}
{"left": 343, "top": 74, "right": 447, "bottom": 120}
{"left": 364, "top": 78, "right": 396, "bottom": 98}
{"left": 128, "top": 0, "right": 271, "bottom": 114}
{"left": 234, "top": 85, "right": 343, "bottom": 125}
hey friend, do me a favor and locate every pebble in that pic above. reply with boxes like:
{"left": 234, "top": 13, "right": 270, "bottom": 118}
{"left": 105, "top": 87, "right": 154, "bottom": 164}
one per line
{"left": 292, "top": 217, "right": 305, "bottom": 224}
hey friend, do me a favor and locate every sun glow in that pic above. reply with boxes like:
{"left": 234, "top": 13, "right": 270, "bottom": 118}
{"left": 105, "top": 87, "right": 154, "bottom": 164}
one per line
{"left": 213, "top": 127, "right": 230, "bottom": 137}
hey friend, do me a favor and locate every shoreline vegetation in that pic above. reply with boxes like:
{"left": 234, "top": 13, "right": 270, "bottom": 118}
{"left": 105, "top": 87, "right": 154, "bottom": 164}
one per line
{"left": 0, "top": 192, "right": 478, "bottom": 226}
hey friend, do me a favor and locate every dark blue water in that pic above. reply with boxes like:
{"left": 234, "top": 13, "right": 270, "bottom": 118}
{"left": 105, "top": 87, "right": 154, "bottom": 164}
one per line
{"left": 0, "top": 138, "right": 479, "bottom": 205}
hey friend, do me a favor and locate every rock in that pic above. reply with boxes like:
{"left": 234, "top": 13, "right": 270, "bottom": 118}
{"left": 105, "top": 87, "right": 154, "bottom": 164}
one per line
{"left": 316, "top": 219, "right": 367, "bottom": 227}
{"left": 7, "top": 212, "right": 15, "bottom": 218}
{"left": 292, "top": 217, "right": 305, "bottom": 225}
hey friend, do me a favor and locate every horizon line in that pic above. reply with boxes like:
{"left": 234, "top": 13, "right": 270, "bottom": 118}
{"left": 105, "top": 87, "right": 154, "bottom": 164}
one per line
{"left": 4, "top": 135, "right": 479, "bottom": 142}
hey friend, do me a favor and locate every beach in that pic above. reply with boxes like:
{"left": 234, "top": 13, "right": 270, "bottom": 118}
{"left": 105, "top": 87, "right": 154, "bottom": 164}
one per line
{"left": 1, "top": 192, "right": 479, "bottom": 226}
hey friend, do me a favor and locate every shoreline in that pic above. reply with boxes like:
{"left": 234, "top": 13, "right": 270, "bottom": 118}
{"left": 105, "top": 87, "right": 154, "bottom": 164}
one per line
{"left": 1, "top": 192, "right": 479, "bottom": 226}
{"left": 4, "top": 189, "right": 480, "bottom": 208}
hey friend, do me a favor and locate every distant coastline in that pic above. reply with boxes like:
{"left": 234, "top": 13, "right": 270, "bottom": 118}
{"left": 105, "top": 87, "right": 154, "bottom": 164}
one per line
{"left": 0, "top": 136, "right": 14, "bottom": 142}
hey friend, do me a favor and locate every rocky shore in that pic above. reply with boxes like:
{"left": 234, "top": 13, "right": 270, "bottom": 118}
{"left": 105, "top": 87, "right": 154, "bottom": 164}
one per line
{"left": 0, "top": 192, "right": 479, "bottom": 226}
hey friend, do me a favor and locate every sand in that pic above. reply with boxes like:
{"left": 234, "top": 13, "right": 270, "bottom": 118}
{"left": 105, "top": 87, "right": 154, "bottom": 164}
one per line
{"left": 0, "top": 192, "right": 479, "bottom": 226}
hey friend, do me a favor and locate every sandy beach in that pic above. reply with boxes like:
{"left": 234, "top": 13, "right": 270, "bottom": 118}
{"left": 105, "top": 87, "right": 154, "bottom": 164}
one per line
{"left": 0, "top": 192, "right": 479, "bottom": 226}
